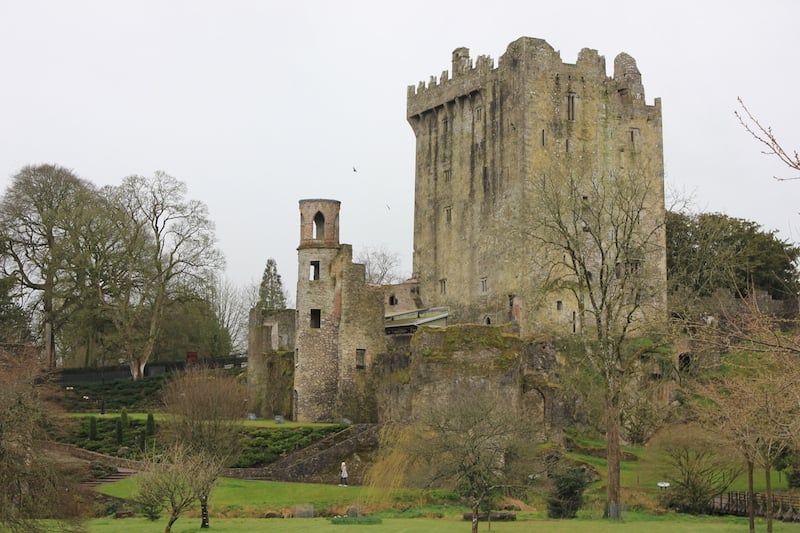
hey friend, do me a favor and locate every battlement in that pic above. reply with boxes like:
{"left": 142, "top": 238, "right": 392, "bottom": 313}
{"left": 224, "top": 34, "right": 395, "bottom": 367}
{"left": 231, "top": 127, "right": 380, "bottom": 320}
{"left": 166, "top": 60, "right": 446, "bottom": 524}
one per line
{"left": 408, "top": 37, "right": 654, "bottom": 118}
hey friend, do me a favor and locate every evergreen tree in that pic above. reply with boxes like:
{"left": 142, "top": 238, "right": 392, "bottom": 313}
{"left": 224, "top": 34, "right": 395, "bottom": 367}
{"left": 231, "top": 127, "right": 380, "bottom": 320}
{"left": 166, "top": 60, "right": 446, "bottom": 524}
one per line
{"left": 258, "top": 258, "right": 286, "bottom": 310}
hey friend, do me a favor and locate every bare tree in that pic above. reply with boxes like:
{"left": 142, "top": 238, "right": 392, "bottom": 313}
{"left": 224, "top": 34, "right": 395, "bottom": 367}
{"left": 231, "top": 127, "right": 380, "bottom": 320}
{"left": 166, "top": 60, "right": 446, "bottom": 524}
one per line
{"left": 161, "top": 367, "right": 246, "bottom": 528}
{"left": 208, "top": 276, "right": 249, "bottom": 354}
{"left": 368, "top": 384, "right": 536, "bottom": 533}
{"left": 356, "top": 245, "right": 404, "bottom": 285}
{"left": 736, "top": 97, "right": 800, "bottom": 181}
{"left": 135, "top": 444, "right": 220, "bottom": 533}
{"left": 0, "top": 350, "right": 86, "bottom": 532}
{"left": 691, "top": 303, "right": 800, "bottom": 533}
{"left": 527, "top": 161, "right": 667, "bottom": 518}
{"left": 102, "top": 172, "right": 224, "bottom": 379}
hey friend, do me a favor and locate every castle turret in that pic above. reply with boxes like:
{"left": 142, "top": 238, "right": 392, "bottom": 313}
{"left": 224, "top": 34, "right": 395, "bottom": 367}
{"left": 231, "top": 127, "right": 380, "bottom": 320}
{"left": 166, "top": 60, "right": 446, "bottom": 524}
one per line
{"left": 294, "top": 199, "right": 342, "bottom": 422}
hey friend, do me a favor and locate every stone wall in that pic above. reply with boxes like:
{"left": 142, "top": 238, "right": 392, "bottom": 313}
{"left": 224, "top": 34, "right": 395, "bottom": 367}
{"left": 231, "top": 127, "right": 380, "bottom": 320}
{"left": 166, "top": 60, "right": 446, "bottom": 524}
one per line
{"left": 374, "top": 324, "right": 562, "bottom": 439}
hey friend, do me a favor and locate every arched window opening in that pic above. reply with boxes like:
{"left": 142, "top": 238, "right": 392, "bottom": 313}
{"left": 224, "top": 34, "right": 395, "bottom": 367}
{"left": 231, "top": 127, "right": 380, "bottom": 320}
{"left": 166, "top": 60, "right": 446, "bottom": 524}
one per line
{"left": 313, "top": 211, "right": 325, "bottom": 240}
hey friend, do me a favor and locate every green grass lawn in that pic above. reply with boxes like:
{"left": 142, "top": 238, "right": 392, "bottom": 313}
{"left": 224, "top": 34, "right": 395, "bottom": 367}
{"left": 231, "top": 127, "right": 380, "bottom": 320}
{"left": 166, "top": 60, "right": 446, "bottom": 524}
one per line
{"left": 87, "top": 515, "right": 800, "bottom": 533}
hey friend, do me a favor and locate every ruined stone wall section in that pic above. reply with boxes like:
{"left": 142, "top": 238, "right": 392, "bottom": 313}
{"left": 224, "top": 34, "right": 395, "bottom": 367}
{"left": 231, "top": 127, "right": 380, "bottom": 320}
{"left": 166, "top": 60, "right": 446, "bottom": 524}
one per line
{"left": 408, "top": 37, "right": 666, "bottom": 336}
{"left": 330, "top": 245, "right": 387, "bottom": 421}
{"left": 247, "top": 308, "right": 295, "bottom": 417}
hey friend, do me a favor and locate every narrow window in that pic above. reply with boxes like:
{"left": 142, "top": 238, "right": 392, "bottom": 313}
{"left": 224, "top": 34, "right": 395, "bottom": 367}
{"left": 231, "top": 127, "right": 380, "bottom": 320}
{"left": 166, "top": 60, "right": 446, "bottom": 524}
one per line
{"left": 445, "top": 206, "right": 452, "bottom": 223}
{"left": 444, "top": 168, "right": 452, "bottom": 182}
{"left": 565, "top": 139, "right": 570, "bottom": 152}
{"left": 310, "top": 309, "right": 321, "bottom": 328}
{"left": 442, "top": 117, "right": 448, "bottom": 133}
{"left": 480, "top": 277, "right": 488, "bottom": 292}
{"left": 508, "top": 294, "right": 515, "bottom": 309}
{"left": 556, "top": 300, "right": 563, "bottom": 311}
{"left": 310, "top": 261, "right": 320, "bottom": 280}
{"left": 475, "top": 106, "right": 482, "bottom": 121}
{"left": 567, "top": 93, "right": 576, "bottom": 121}
{"left": 356, "top": 349, "right": 366, "bottom": 370}
{"left": 439, "top": 279, "right": 447, "bottom": 295}
{"left": 541, "top": 129, "right": 546, "bottom": 146}
{"left": 630, "top": 128, "right": 640, "bottom": 151}
{"left": 312, "top": 211, "right": 325, "bottom": 240}
{"left": 572, "top": 311, "right": 577, "bottom": 333}
{"left": 389, "top": 294, "right": 398, "bottom": 306}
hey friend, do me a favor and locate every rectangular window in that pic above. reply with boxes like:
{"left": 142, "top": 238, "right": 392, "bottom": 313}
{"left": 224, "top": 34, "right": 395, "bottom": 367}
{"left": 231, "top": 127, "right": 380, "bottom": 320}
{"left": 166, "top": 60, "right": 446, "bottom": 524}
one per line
{"left": 567, "top": 93, "right": 576, "bottom": 121}
{"left": 356, "top": 349, "right": 366, "bottom": 370}
{"left": 445, "top": 206, "right": 452, "bottom": 223}
{"left": 481, "top": 277, "right": 488, "bottom": 292}
{"left": 310, "top": 309, "right": 321, "bottom": 328}
{"left": 475, "top": 106, "right": 482, "bottom": 121}
{"left": 556, "top": 300, "right": 563, "bottom": 311}
{"left": 310, "top": 261, "right": 320, "bottom": 280}
{"left": 439, "top": 279, "right": 447, "bottom": 295}
{"left": 541, "top": 129, "right": 546, "bottom": 146}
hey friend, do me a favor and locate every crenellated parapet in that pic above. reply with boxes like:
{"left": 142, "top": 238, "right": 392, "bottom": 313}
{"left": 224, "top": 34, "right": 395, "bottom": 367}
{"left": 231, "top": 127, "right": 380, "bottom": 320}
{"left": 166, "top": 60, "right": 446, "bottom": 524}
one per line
{"left": 408, "top": 36, "right": 658, "bottom": 120}
{"left": 407, "top": 47, "right": 495, "bottom": 118}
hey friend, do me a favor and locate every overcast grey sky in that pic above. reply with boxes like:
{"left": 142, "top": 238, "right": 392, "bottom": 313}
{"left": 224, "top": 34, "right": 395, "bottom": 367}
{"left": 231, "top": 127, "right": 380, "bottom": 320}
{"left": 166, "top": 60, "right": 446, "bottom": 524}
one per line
{"left": 1, "top": 0, "right": 798, "bottom": 303}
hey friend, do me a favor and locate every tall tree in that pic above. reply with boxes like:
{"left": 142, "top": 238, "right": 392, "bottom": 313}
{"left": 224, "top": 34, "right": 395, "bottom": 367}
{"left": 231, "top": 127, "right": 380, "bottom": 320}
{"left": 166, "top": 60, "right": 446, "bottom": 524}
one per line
{"left": 101, "top": 172, "right": 223, "bottom": 379}
{"left": 528, "top": 161, "right": 667, "bottom": 519}
{"left": 667, "top": 210, "right": 800, "bottom": 304}
{"left": 0, "top": 164, "right": 94, "bottom": 367}
{"left": 257, "top": 258, "right": 286, "bottom": 310}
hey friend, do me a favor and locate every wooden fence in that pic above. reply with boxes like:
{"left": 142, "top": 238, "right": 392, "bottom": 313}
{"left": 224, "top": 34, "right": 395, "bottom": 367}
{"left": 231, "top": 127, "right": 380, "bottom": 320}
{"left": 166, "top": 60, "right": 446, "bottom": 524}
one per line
{"left": 710, "top": 491, "right": 800, "bottom": 522}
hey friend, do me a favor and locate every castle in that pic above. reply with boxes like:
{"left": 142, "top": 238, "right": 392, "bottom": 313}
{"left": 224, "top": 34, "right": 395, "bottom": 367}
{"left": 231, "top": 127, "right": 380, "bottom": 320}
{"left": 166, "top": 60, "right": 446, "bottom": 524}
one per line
{"left": 248, "top": 37, "right": 666, "bottom": 423}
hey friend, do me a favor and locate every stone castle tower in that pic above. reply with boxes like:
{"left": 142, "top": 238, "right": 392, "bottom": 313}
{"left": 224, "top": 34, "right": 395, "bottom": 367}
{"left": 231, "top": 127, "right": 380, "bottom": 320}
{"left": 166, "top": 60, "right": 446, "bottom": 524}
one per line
{"left": 407, "top": 37, "right": 666, "bottom": 336}
{"left": 293, "top": 199, "right": 386, "bottom": 422}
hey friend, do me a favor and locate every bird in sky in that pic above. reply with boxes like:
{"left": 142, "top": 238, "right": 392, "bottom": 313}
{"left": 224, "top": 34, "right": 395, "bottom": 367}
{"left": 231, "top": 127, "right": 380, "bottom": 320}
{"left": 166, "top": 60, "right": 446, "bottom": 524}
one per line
{"left": 352, "top": 166, "right": 357, "bottom": 173}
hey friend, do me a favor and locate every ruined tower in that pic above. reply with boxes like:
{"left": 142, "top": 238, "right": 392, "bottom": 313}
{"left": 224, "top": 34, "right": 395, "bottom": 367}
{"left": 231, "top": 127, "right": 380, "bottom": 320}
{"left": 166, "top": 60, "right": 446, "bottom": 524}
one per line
{"left": 294, "top": 199, "right": 386, "bottom": 422}
{"left": 407, "top": 37, "right": 667, "bottom": 336}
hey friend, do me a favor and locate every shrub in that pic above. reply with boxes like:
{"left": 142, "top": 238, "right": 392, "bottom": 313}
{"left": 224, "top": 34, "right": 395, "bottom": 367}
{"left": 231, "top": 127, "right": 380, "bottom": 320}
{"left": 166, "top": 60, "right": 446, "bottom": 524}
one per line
{"left": 146, "top": 413, "right": 156, "bottom": 436}
{"left": 89, "top": 416, "right": 98, "bottom": 440}
{"left": 662, "top": 446, "right": 741, "bottom": 515}
{"left": 547, "top": 466, "right": 588, "bottom": 519}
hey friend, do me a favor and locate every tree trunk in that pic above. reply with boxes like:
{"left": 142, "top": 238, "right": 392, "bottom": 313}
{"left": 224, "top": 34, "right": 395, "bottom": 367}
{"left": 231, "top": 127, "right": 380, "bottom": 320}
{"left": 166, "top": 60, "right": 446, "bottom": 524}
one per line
{"left": 747, "top": 458, "right": 755, "bottom": 533}
{"left": 165, "top": 511, "right": 179, "bottom": 533}
{"left": 471, "top": 501, "right": 479, "bottom": 533}
{"left": 765, "top": 463, "right": 773, "bottom": 533}
{"left": 605, "top": 392, "right": 622, "bottom": 519}
{"left": 200, "top": 494, "right": 209, "bottom": 528}
{"left": 129, "top": 358, "right": 146, "bottom": 380}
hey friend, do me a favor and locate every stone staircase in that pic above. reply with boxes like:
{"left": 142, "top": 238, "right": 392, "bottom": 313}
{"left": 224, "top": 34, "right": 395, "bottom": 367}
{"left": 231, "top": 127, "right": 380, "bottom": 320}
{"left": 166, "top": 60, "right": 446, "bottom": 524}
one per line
{"left": 223, "top": 423, "right": 379, "bottom": 484}
{"left": 81, "top": 467, "right": 137, "bottom": 488}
